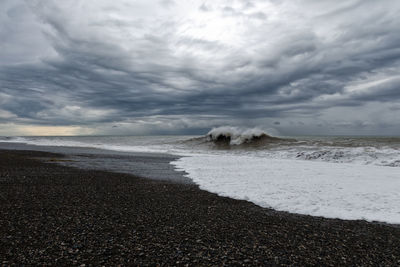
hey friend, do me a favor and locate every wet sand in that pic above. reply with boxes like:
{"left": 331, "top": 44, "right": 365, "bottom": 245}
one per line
{"left": 1, "top": 149, "right": 400, "bottom": 266}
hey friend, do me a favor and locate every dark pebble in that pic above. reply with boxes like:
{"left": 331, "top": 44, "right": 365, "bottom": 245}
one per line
{"left": 1, "top": 149, "right": 400, "bottom": 266}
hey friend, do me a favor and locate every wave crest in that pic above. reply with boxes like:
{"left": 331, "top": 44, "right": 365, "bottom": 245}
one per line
{"left": 206, "top": 126, "right": 279, "bottom": 146}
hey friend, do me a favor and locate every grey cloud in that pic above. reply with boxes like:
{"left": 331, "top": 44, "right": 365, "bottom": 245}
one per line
{"left": 1, "top": 0, "right": 400, "bottom": 135}
{"left": 249, "top": 12, "right": 267, "bottom": 20}
{"left": 159, "top": 0, "right": 175, "bottom": 8}
{"left": 199, "top": 3, "right": 212, "bottom": 12}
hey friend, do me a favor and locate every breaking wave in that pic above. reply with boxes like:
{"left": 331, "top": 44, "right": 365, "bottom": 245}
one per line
{"left": 206, "top": 126, "right": 281, "bottom": 146}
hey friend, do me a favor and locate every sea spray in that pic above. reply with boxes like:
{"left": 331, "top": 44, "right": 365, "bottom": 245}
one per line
{"left": 206, "top": 126, "right": 280, "bottom": 145}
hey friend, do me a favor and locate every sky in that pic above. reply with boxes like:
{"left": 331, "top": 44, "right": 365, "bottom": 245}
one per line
{"left": 1, "top": 0, "right": 400, "bottom": 136}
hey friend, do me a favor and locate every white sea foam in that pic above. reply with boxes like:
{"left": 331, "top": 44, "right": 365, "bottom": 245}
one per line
{"left": 171, "top": 155, "right": 400, "bottom": 224}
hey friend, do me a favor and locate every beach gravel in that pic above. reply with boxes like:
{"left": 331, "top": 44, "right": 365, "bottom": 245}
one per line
{"left": 1, "top": 149, "right": 400, "bottom": 266}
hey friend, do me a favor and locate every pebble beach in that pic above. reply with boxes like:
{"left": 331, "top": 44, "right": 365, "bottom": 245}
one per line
{"left": 1, "top": 149, "right": 400, "bottom": 266}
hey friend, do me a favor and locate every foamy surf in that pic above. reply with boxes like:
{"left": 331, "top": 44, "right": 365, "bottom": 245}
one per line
{"left": 171, "top": 155, "right": 400, "bottom": 224}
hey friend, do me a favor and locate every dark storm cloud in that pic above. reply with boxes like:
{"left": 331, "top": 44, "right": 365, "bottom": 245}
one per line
{"left": 1, "top": 0, "right": 400, "bottom": 135}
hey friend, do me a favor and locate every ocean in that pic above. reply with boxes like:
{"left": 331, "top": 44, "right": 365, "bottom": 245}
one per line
{"left": 1, "top": 126, "right": 400, "bottom": 224}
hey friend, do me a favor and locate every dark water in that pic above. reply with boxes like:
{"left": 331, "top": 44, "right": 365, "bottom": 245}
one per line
{"left": 0, "top": 142, "right": 191, "bottom": 184}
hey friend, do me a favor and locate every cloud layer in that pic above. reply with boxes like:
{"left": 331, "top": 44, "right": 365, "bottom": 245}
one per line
{"left": 1, "top": 0, "right": 400, "bottom": 135}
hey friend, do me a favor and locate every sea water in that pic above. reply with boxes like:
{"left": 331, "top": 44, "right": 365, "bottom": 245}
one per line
{"left": 1, "top": 126, "right": 400, "bottom": 224}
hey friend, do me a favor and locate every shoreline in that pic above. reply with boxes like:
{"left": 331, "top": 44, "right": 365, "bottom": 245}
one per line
{"left": 1, "top": 148, "right": 400, "bottom": 265}
{"left": 2, "top": 141, "right": 400, "bottom": 227}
